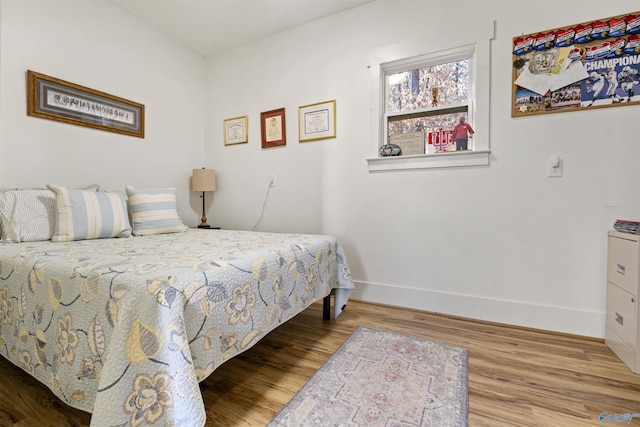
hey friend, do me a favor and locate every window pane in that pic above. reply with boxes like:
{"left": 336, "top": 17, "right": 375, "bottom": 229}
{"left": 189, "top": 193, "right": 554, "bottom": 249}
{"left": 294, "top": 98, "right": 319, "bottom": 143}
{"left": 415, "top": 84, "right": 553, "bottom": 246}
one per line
{"left": 387, "top": 112, "right": 473, "bottom": 154}
{"left": 388, "top": 112, "right": 468, "bottom": 152}
{"left": 387, "top": 59, "right": 469, "bottom": 113}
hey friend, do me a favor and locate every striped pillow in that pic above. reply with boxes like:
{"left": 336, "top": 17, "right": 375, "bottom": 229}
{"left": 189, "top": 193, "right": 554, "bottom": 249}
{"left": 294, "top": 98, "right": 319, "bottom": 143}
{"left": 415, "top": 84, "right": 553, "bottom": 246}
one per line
{"left": 125, "top": 186, "right": 187, "bottom": 236}
{"left": 47, "top": 185, "right": 131, "bottom": 242}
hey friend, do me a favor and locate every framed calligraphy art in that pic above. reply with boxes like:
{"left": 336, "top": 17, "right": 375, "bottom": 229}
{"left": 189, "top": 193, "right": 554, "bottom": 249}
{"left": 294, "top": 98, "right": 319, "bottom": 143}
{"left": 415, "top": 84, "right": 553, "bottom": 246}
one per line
{"left": 27, "top": 70, "right": 144, "bottom": 138}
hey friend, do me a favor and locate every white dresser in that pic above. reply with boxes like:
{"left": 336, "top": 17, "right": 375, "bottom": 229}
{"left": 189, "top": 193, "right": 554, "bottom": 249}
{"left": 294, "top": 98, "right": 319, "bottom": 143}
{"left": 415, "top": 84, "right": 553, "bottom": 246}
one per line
{"left": 606, "top": 230, "right": 640, "bottom": 373}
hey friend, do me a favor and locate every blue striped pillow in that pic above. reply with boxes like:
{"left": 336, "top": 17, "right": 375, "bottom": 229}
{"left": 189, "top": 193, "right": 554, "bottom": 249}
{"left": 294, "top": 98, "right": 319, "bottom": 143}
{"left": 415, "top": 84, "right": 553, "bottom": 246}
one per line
{"left": 47, "top": 185, "right": 131, "bottom": 242}
{"left": 125, "top": 186, "right": 187, "bottom": 236}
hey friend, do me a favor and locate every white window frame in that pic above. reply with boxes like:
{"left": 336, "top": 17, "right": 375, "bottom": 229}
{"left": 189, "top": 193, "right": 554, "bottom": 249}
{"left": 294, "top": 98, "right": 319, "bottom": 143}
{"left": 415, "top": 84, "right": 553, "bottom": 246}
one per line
{"left": 367, "top": 20, "right": 495, "bottom": 172}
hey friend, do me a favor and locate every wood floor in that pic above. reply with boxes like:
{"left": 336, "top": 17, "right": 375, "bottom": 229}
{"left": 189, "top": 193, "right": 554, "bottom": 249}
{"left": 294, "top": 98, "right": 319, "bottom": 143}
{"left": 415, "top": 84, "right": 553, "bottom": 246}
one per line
{"left": 1, "top": 299, "right": 640, "bottom": 426}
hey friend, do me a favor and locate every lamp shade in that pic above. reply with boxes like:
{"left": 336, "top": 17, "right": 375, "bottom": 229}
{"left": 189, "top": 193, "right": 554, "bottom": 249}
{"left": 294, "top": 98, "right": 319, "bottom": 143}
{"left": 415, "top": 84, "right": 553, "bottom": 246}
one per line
{"left": 191, "top": 168, "right": 216, "bottom": 192}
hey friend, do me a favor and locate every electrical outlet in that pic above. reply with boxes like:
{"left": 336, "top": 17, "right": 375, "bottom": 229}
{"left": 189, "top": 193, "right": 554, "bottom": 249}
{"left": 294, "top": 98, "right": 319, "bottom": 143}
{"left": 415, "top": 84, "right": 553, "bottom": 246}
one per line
{"left": 268, "top": 175, "right": 276, "bottom": 187}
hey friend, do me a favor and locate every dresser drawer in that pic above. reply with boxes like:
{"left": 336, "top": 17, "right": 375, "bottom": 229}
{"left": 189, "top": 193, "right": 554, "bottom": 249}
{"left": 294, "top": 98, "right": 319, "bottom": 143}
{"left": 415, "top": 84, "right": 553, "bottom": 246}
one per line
{"left": 606, "top": 282, "right": 637, "bottom": 349}
{"left": 608, "top": 235, "right": 639, "bottom": 295}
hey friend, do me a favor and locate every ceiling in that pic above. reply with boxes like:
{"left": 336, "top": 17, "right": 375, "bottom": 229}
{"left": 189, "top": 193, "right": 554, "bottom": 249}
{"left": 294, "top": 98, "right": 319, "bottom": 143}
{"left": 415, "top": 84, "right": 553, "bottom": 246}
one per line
{"left": 109, "top": 0, "right": 374, "bottom": 57}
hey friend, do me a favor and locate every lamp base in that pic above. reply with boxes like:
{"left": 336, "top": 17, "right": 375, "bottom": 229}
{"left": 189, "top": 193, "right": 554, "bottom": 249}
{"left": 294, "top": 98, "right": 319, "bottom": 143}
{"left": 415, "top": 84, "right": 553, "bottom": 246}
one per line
{"left": 197, "top": 224, "right": 211, "bottom": 229}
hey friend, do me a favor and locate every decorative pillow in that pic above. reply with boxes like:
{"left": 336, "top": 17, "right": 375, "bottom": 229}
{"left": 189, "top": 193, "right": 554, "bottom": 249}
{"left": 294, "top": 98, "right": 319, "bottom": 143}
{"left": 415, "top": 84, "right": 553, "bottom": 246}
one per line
{"left": 125, "top": 186, "right": 187, "bottom": 236}
{"left": 0, "top": 185, "right": 99, "bottom": 243}
{"left": 47, "top": 185, "right": 131, "bottom": 242}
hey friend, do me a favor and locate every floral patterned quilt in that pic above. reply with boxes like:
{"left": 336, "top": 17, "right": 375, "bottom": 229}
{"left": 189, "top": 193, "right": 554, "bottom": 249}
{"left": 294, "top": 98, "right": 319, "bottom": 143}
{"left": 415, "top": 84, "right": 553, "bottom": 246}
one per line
{"left": 0, "top": 229, "right": 354, "bottom": 426}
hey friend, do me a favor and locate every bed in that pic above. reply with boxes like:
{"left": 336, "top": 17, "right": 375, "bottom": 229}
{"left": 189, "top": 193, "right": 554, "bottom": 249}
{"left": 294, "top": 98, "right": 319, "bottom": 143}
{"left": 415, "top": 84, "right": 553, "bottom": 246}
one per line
{"left": 0, "top": 186, "right": 354, "bottom": 426}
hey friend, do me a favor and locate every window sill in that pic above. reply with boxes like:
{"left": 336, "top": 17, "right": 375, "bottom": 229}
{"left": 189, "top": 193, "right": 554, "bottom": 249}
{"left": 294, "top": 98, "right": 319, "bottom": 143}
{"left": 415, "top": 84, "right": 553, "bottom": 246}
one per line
{"left": 366, "top": 150, "right": 490, "bottom": 172}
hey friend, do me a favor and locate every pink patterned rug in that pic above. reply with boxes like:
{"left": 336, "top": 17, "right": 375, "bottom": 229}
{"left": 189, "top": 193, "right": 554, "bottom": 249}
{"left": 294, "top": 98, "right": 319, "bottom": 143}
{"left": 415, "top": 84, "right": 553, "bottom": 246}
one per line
{"left": 268, "top": 326, "right": 468, "bottom": 426}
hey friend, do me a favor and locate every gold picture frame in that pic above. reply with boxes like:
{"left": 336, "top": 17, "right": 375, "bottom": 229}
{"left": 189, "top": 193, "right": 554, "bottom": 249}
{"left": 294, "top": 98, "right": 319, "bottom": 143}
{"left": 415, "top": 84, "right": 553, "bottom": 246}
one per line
{"left": 298, "top": 100, "right": 336, "bottom": 142}
{"left": 26, "top": 70, "right": 144, "bottom": 138}
{"left": 223, "top": 115, "right": 248, "bottom": 145}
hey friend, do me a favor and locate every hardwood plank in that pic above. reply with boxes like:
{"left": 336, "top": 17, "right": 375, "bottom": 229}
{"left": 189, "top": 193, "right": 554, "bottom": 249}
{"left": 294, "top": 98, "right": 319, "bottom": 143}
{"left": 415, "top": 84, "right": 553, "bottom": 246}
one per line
{"left": 1, "top": 299, "right": 640, "bottom": 426}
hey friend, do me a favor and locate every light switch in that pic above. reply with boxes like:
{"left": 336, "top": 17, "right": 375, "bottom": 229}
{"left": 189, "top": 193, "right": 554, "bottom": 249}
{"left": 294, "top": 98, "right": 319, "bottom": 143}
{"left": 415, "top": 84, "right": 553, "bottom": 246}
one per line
{"left": 547, "top": 155, "right": 563, "bottom": 177}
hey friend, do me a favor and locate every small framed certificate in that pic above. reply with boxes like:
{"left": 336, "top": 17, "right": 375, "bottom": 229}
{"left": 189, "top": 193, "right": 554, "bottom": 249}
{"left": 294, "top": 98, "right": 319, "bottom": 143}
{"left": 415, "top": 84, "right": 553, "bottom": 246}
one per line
{"left": 298, "top": 100, "right": 336, "bottom": 142}
{"left": 223, "top": 115, "right": 248, "bottom": 145}
{"left": 261, "top": 108, "right": 286, "bottom": 148}
{"left": 390, "top": 131, "right": 425, "bottom": 155}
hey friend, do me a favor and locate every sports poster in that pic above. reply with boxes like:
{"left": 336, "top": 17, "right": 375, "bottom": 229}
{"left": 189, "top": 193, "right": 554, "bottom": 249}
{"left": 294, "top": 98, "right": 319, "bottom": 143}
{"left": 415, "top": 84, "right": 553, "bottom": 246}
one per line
{"left": 512, "top": 11, "right": 640, "bottom": 117}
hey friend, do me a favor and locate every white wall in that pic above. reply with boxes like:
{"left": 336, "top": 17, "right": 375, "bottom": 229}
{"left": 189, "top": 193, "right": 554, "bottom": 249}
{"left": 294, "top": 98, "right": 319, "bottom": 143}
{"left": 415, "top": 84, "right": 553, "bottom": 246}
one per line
{"left": 206, "top": 0, "right": 640, "bottom": 337}
{"left": 0, "top": 0, "right": 207, "bottom": 226}
{"left": 1, "top": 0, "right": 636, "bottom": 337}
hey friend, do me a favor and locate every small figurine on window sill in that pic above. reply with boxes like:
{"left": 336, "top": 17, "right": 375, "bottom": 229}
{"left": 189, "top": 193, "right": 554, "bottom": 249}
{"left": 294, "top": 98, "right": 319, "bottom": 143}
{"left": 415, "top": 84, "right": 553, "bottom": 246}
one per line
{"left": 451, "top": 116, "right": 474, "bottom": 151}
{"left": 379, "top": 144, "right": 402, "bottom": 156}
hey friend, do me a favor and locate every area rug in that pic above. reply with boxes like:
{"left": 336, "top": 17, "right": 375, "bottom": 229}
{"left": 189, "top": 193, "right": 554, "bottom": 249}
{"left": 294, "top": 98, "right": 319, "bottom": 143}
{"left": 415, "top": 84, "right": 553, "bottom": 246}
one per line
{"left": 268, "top": 325, "right": 468, "bottom": 427}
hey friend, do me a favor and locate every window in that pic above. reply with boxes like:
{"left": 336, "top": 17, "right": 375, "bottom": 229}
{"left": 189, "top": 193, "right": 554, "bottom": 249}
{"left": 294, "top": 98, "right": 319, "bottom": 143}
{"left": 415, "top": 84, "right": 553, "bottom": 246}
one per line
{"left": 385, "top": 53, "right": 472, "bottom": 154}
{"left": 367, "top": 21, "right": 494, "bottom": 171}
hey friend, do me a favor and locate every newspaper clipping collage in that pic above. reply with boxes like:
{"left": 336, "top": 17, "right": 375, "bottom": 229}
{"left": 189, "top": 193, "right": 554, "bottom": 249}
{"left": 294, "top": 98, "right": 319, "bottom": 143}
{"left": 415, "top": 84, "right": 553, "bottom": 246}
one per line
{"left": 512, "top": 11, "right": 640, "bottom": 117}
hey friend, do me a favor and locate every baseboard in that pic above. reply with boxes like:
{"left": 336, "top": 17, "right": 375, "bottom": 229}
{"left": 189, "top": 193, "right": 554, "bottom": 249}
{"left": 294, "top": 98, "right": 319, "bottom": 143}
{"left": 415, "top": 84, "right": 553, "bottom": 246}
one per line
{"left": 351, "top": 280, "right": 605, "bottom": 338}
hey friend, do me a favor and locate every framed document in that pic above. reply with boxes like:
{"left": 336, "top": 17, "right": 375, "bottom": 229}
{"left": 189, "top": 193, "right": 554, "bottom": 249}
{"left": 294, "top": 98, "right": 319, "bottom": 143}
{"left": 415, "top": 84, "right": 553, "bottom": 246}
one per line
{"left": 223, "top": 115, "right": 248, "bottom": 145}
{"left": 390, "top": 131, "right": 425, "bottom": 155}
{"left": 260, "top": 108, "right": 286, "bottom": 148}
{"left": 298, "top": 100, "right": 336, "bottom": 142}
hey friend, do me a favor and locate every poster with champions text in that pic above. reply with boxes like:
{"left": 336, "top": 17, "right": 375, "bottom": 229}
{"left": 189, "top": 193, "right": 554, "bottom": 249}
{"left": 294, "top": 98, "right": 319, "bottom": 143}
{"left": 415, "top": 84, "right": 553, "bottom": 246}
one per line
{"left": 512, "top": 11, "right": 640, "bottom": 117}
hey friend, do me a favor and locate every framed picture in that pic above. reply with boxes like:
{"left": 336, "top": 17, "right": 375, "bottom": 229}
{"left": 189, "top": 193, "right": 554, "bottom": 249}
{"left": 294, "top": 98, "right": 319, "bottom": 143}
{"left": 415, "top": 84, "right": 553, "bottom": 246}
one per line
{"left": 223, "top": 115, "right": 248, "bottom": 145}
{"left": 298, "top": 100, "right": 336, "bottom": 142}
{"left": 511, "top": 11, "right": 640, "bottom": 117}
{"left": 260, "top": 107, "right": 286, "bottom": 148}
{"left": 26, "top": 70, "right": 144, "bottom": 138}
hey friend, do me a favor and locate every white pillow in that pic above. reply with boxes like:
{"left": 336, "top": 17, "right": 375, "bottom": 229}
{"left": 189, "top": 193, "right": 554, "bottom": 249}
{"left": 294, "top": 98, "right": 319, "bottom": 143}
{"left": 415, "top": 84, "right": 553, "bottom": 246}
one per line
{"left": 47, "top": 185, "right": 131, "bottom": 242}
{"left": 125, "top": 186, "right": 187, "bottom": 236}
{"left": 0, "top": 184, "right": 100, "bottom": 243}
{"left": 0, "top": 185, "right": 99, "bottom": 243}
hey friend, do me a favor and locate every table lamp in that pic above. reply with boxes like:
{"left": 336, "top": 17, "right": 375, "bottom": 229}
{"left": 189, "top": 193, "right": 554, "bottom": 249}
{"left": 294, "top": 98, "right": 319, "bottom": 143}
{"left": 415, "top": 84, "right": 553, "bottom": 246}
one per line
{"left": 191, "top": 168, "right": 216, "bottom": 228}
